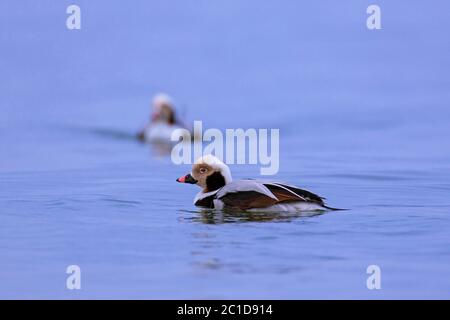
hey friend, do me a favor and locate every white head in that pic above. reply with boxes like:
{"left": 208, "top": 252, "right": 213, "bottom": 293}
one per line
{"left": 151, "top": 93, "right": 176, "bottom": 124}
{"left": 176, "top": 155, "right": 232, "bottom": 192}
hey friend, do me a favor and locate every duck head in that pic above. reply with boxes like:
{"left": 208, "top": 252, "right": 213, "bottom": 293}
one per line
{"left": 176, "top": 155, "right": 232, "bottom": 193}
{"left": 151, "top": 93, "right": 176, "bottom": 125}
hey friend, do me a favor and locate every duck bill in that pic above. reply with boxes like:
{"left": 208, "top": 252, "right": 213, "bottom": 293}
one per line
{"left": 151, "top": 112, "right": 159, "bottom": 122}
{"left": 176, "top": 173, "right": 197, "bottom": 184}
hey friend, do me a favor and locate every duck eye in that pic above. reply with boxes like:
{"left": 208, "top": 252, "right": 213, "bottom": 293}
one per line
{"left": 199, "top": 168, "right": 207, "bottom": 174}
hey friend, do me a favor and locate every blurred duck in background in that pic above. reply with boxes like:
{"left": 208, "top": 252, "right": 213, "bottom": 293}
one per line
{"left": 137, "top": 93, "right": 190, "bottom": 143}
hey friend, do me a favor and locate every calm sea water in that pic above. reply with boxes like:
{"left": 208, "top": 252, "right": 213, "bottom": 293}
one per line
{"left": 1, "top": 1, "right": 450, "bottom": 299}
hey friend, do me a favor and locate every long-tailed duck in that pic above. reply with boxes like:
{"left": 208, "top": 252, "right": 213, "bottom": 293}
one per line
{"left": 176, "top": 155, "right": 337, "bottom": 212}
{"left": 138, "top": 93, "right": 189, "bottom": 143}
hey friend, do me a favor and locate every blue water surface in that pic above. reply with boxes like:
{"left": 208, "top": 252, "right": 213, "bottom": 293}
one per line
{"left": 1, "top": 0, "right": 450, "bottom": 299}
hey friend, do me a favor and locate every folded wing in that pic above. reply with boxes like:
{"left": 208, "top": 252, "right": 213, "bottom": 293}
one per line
{"left": 216, "top": 180, "right": 324, "bottom": 210}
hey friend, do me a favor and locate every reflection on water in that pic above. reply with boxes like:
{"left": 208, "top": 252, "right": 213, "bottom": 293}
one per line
{"left": 148, "top": 141, "right": 174, "bottom": 157}
{"left": 179, "top": 208, "right": 326, "bottom": 224}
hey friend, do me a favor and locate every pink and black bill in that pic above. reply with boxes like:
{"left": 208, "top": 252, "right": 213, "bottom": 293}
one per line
{"left": 176, "top": 173, "right": 197, "bottom": 184}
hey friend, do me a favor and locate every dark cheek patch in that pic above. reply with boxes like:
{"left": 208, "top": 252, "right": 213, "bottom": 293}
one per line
{"left": 205, "top": 171, "right": 226, "bottom": 192}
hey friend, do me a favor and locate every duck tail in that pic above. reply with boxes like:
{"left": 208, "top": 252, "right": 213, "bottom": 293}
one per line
{"left": 322, "top": 205, "right": 348, "bottom": 211}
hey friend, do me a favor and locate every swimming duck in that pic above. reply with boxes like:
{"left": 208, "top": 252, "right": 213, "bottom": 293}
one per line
{"left": 138, "top": 93, "right": 189, "bottom": 143}
{"left": 176, "top": 155, "right": 336, "bottom": 212}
